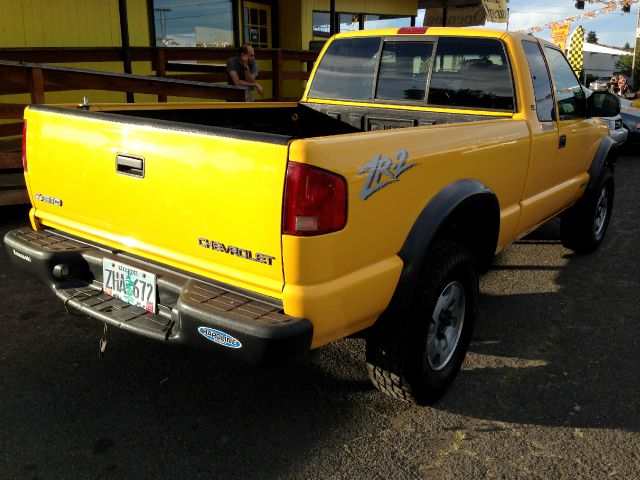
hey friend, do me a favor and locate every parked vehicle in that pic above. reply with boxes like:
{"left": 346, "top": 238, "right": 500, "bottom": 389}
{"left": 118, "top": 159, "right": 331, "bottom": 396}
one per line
{"left": 589, "top": 76, "right": 611, "bottom": 91}
{"left": 5, "top": 27, "right": 620, "bottom": 405}
{"left": 601, "top": 113, "right": 628, "bottom": 145}
{"left": 619, "top": 98, "right": 640, "bottom": 147}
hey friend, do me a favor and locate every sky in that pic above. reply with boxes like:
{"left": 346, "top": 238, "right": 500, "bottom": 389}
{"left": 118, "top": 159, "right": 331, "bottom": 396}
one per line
{"left": 419, "top": 1, "right": 639, "bottom": 49}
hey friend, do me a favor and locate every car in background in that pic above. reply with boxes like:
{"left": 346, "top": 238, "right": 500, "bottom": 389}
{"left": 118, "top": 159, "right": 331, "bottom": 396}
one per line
{"left": 586, "top": 85, "right": 628, "bottom": 145}
{"left": 601, "top": 113, "right": 628, "bottom": 145}
{"left": 589, "top": 77, "right": 611, "bottom": 91}
{"left": 588, "top": 77, "right": 636, "bottom": 99}
{"left": 619, "top": 98, "right": 640, "bottom": 148}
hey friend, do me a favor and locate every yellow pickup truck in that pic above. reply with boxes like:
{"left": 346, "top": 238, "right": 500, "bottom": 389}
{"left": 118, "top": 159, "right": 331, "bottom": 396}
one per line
{"left": 5, "top": 27, "right": 620, "bottom": 405}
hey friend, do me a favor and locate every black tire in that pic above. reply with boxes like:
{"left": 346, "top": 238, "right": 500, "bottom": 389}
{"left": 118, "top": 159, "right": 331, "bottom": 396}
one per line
{"left": 365, "top": 240, "right": 478, "bottom": 405}
{"left": 561, "top": 168, "right": 614, "bottom": 254}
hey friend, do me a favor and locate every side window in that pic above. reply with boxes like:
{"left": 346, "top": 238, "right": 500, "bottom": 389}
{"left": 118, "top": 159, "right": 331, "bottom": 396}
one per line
{"left": 375, "top": 41, "right": 434, "bottom": 102}
{"left": 522, "top": 41, "right": 555, "bottom": 122}
{"left": 543, "top": 46, "right": 586, "bottom": 119}
{"left": 307, "top": 37, "right": 381, "bottom": 101}
{"left": 427, "top": 37, "right": 515, "bottom": 111}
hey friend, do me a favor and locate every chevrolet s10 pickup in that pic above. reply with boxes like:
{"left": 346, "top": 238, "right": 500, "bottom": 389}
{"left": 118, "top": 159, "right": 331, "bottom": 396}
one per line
{"left": 4, "top": 27, "right": 621, "bottom": 405}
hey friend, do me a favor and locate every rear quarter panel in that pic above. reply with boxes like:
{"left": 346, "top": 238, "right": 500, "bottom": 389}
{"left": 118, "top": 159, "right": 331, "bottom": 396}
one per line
{"left": 284, "top": 119, "right": 531, "bottom": 347}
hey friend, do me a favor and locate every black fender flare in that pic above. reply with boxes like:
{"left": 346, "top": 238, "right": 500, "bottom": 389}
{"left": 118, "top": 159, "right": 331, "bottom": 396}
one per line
{"left": 385, "top": 179, "right": 500, "bottom": 319}
{"left": 587, "top": 136, "right": 617, "bottom": 194}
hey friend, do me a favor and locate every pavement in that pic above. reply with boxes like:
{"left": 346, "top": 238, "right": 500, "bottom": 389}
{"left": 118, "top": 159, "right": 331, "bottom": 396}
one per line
{"left": 1, "top": 154, "right": 639, "bottom": 479}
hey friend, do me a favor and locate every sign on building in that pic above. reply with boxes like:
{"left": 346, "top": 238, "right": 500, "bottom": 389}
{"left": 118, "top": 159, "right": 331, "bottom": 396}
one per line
{"left": 424, "top": 5, "right": 486, "bottom": 27}
{"left": 481, "top": 0, "right": 508, "bottom": 23}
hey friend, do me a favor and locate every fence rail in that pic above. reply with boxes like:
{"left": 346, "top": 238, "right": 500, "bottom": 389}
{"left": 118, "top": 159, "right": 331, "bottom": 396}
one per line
{"left": 0, "top": 46, "right": 319, "bottom": 206}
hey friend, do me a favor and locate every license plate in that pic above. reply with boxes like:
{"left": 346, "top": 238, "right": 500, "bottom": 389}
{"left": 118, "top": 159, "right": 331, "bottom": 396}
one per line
{"left": 102, "top": 259, "right": 157, "bottom": 313}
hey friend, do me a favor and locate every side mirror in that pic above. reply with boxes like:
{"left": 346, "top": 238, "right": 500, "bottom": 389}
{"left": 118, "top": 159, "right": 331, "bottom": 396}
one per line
{"left": 588, "top": 91, "right": 621, "bottom": 117}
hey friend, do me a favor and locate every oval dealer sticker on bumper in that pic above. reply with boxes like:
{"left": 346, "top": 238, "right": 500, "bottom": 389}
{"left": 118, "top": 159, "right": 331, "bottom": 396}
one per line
{"left": 197, "top": 327, "right": 243, "bottom": 349}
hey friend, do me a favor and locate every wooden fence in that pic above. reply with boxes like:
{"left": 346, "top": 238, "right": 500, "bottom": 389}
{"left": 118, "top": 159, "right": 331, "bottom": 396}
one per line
{"left": 0, "top": 46, "right": 319, "bottom": 206}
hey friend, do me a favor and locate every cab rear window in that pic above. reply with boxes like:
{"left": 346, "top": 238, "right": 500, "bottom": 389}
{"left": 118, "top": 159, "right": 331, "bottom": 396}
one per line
{"left": 427, "top": 37, "right": 514, "bottom": 111}
{"left": 375, "top": 41, "right": 434, "bottom": 101}
{"left": 307, "top": 35, "right": 515, "bottom": 112}
{"left": 307, "top": 37, "right": 381, "bottom": 101}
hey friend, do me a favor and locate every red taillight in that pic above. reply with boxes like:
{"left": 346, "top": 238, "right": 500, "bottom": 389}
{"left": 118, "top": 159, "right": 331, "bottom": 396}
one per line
{"left": 282, "top": 162, "right": 347, "bottom": 236}
{"left": 397, "top": 27, "right": 428, "bottom": 35}
{"left": 22, "top": 120, "right": 27, "bottom": 172}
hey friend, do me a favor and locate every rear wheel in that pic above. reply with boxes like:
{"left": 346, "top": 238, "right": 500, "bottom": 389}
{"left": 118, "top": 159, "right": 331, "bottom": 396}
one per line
{"left": 366, "top": 240, "right": 478, "bottom": 405}
{"left": 561, "top": 168, "right": 614, "bottom": 253}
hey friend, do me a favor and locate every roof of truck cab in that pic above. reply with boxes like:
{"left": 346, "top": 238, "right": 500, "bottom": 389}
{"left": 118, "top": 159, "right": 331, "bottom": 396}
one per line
{"left": 331, "top": 27, "right": 526, "bottom": 41}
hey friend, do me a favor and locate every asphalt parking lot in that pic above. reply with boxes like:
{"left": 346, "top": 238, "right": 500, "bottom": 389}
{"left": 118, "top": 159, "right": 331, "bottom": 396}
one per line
{"left": 1, "top": 154, "right": 639, "bottom": 480}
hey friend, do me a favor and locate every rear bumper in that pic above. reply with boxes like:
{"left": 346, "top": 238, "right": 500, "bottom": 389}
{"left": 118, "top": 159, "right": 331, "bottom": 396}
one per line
{"left": 4, "top": 227, "right": 313, "bottom": 366}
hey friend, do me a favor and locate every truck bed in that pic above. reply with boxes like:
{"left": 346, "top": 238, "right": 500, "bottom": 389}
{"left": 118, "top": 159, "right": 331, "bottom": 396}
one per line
{"left": 109, "top": 102, "right": 511, "bottom": 140}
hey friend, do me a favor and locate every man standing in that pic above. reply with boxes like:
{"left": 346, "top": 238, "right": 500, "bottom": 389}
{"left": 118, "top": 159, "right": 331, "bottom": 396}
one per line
{"left": 227, "top": 44, "right": 264, "bottom": 101}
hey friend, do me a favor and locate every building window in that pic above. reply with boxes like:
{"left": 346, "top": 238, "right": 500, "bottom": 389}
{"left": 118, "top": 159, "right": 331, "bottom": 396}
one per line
{"left": 243, "top": 2, "right": 271, "bottom": 48}
{"left": 338, "top": 13, "right": 362, "bottom": 33}
{"left": 153, "top": 0, "right": 234, "bottom": 47}
{"left": 312, "top": 11, "right": 413, "bottom": 38}
{"left": 312, "top": 11, "right": 362, "bottom": 36}
{"left": 312, "top": 11, "right": 331, "bottom": 37}
{"left": 364, "top": 14, "right": 412, "bottom": 29}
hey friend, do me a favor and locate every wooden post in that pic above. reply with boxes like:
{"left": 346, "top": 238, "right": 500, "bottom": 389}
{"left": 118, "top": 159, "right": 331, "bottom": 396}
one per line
{"left": 118, "top": 0, "right": 134, "bottom": 103}
{"left": 29, "top": 67, "right": 45, "bottom": 104}
{"left": 155, "top": 49, "right": 168, "bottom": 102}
{"left": 273, "top": 49, "right": 283, "bottom": 101}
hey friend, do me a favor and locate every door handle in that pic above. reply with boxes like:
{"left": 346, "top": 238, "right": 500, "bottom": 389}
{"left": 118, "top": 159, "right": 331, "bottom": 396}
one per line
{"left": 116, "top": 153, "right": 145, "bottom": 178}
{"left": 559, "top": 134, "right": 567, "bottom": 149}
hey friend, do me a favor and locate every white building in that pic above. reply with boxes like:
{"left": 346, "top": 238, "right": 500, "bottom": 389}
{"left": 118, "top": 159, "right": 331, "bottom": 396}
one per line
{"left": 582, "top": 43, "right": 632, "bottom": 79}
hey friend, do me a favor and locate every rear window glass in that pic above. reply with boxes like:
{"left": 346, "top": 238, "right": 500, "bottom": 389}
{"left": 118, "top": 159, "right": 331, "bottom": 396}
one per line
{"left": 307, "top": 37, "right": 381, "bottom": 101}
{"left": 427, "top": 37, "right": 515, "bottom": 111}
{"left": 375, "top": 41, "right": 434, "bottom": 102}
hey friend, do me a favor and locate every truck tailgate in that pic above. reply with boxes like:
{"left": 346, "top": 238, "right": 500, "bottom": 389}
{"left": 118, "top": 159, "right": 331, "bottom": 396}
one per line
{"left": 23, "top": 106, "right": 289, "bottom": 298}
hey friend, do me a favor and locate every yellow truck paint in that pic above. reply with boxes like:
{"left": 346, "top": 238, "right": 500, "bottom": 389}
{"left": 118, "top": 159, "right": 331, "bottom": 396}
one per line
{"left": 7, "top": 27, "right": 619, "bottom": 404}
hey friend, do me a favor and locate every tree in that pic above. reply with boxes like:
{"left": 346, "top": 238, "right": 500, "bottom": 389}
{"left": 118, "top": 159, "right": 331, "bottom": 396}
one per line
{"left": 586, "top": 31, "right": 598, "bottom": 44}
{"left": 624, "top": 42, "right": 631, "bottom": 50}
{"left": 616, "top": 52, "right": 639, "bottom": 87}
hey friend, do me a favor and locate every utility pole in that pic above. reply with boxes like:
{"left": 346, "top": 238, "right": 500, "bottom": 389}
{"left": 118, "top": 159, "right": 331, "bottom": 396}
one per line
{"left": 632, "top": 5, "right": 640, "bottom": 89}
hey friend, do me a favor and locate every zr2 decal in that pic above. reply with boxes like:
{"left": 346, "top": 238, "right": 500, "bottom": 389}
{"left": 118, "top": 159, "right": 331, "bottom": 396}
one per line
{"left": 358, "top": 149, "right": 417, "bottom": 200}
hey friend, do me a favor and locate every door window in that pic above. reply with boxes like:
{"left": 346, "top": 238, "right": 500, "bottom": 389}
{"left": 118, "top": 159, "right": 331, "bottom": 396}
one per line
{"left": 543, "top": 46, "right": 586, "bottom": 119}
{"left": 522, "top": 40, "right": 555, "bottom": 122}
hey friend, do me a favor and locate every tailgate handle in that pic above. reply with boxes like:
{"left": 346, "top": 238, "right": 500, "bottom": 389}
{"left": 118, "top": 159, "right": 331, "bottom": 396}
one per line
{"left": 116, "top": 154, "right": 145, "bottom": 178}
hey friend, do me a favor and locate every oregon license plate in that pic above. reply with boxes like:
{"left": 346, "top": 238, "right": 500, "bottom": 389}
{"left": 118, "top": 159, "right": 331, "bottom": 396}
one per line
{"left": 102, "top": 259, "right": 157, "bottom": 313}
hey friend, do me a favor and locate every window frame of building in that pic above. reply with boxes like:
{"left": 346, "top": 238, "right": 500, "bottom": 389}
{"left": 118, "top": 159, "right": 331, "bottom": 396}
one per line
{"left": 243, "top": 1, "right": 272, "bottom": 48}
{"left": 149, "top": 0, "right": 237, "bottom": 48}
{"left": 312, "top": 10, "right": 415, "bottom": 38}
